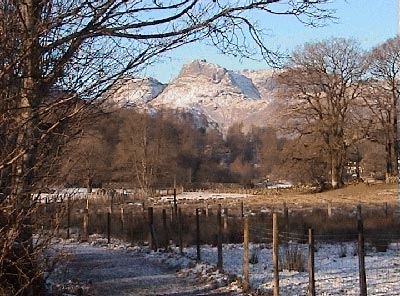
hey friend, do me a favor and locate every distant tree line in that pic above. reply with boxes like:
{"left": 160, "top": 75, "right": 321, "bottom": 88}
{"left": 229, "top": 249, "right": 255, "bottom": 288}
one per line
{"left": 277, "top": 37, "right": 399, "bottom": 188}
{"left": 56, "top": 38, "right": 399, "bottom": 191}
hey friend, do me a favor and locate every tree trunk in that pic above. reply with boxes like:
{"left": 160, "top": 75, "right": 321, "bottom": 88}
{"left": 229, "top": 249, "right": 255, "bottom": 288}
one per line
{"left": 330, "top": 151, "right": 343, "bottom": 189}
{"left": 9, "top": 1, "right": 44, "bottom": 294}
{"left": 392, "top": 83, "right": 398, "bottom": 177}
{"left": 87, "top": 176, "right": 93, "bottom": 193}
{"left": 386, "top": 139, "right": 393, "bottom": 176}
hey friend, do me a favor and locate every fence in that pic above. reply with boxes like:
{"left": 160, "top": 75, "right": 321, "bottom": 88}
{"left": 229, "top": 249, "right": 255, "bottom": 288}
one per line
{"left": 239, "top": 205, "right": 399, "bottom": 295}
{"left": 36, "top": 199, "right": 400, "bottom": 296}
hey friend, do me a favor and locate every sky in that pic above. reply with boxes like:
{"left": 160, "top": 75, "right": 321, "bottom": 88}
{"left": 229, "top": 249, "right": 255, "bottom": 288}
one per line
{"left": 143, "top": 1, "right": 397, "bottom": 83}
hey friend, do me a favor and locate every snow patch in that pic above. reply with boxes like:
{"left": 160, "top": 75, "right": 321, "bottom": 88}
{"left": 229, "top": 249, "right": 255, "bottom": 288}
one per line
{"left": 228, "top": 71, "right": 260, "bottom": 99}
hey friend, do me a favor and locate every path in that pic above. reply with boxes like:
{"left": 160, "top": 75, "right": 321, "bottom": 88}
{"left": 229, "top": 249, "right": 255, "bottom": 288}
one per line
{"left": 48, "top": 243, "right": 236, "bottom": 296}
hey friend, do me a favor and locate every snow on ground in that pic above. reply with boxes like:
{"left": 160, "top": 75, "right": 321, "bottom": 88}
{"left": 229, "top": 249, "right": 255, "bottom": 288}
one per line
{"left": 38, "top": 189, "right": 257, "bottom": 204}
{"left": 160, "top": 192, "right": 256, "bottom": 202}
{"left": 185, "top": 242, "right": 400, "bottom": 295}
{"left": 47, "top": 236, "right": 400, "bottom": 296}
{"left": 46, "top": 237, "right": 244, "bottom": 296}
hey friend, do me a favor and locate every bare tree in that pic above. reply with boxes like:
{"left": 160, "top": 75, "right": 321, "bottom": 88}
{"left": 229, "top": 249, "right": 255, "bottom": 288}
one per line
{"left": 0, "top": 1, "right": 334, "bottom": 294}
{"left": 278, "top": 136, "right": 328, "bottom": 187}
{"left": 367, "top": 37, "right": 400, "bottom": 178}
{"left": 61, "top": 130, "right": 111, "bottom": 191}
{"left": 114, "top": 110, "right": 179, "bottom": 192}
{"left": 251, "top": 126, "right": 281, "bottom": 178}
{"left": 277, "top": 38, "right": 367, "bottom": 189}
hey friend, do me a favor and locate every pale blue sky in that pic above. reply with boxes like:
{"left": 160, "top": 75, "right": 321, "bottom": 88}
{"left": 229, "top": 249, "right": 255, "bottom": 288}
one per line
{"left": 144, "top": 1, "right": 397, "bottom": 83}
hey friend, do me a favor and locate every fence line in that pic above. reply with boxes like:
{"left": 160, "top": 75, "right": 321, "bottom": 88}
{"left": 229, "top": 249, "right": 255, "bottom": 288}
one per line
{"left": 37, "top": 200, "right": 400, "bottom": 296}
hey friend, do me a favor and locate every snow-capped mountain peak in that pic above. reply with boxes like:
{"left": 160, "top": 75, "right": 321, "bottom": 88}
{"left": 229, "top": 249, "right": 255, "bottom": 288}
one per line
{"left": 151, "top": 60, "right": 264, "bottom": 109}
{"left": 107, "top": 60, "right": 278, "bottom": 133}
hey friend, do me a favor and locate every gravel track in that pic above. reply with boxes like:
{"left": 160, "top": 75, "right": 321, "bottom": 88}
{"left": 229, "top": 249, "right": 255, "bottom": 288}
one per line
{"left": 50, "top": 243, "right": 234, "bottom": 296}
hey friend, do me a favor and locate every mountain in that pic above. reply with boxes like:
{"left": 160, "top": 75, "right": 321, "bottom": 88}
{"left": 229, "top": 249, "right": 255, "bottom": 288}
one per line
{"left": 107, "top": 60, "right": 279, "bottom": 132}
{"left": 150, "top": 60, "right": 278, "bottom": 132}
{"left": 106, "top": 76, "right": 165, "bottom": 108}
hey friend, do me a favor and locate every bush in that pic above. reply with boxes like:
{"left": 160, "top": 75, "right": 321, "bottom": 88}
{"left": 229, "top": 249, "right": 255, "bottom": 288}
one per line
{"left": 280, "top": 244, "right": 305, "bottom": 272}
{"left": 367, "top": 236, "right": 391, "bottom": 253}
{"left": 249, "top": 246, "right": 259, "bottom": 264}
{"left": 338, "top": 243, "right": 347, "bottom": 258}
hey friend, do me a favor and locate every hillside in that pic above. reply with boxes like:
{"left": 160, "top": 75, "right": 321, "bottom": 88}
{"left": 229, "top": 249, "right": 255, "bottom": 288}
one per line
{"left": 105, "top": 76, "right": 165, "bottom": 108}
{"left": 107, "top": 60, "right": 280, "bottom": 133}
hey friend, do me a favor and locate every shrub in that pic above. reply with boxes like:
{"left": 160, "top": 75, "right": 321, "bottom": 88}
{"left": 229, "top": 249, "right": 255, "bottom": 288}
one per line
{"left": 338, "top": 243, "right": 347, "bottom": 258}
{"left": 368, "top": 236, "right": 391, "bottom": 253}
{"left": 280, "top": 244, "right": 305, "bottom": 272}
{"left": 249, "top": 246, "right": 259, "bottom": 264}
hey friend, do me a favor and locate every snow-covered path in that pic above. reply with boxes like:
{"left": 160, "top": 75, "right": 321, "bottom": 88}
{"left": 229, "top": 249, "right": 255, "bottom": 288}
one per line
{"left": 49, "top": 242, "right": 235, "bottom": 296}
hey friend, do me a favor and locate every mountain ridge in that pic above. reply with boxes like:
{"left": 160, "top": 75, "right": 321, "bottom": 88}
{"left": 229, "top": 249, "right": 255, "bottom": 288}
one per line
{"left": 107, "top": 60, "right": 279, "bottom": 132}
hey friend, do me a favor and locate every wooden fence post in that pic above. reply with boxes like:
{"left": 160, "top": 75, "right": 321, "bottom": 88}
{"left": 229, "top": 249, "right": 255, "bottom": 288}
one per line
{"left": 109, "top": 192, "right": 114, "bottom": 214}
{"left": 162, "top": 209, "right": 168, "bottom": 250}
{"left": 130, "top": 210, "right": 135, "bottom": 243}
{"left": 178, "top": 208, "right": 183, "bottom": 254}
{"left": 357, "top": 205, "right": 367, "bottom": 296}
{"left": 223, "top": 208, "right": 228, "bottom": 231}
{"left": 83, "top": 208, "right": 89, "bottom": 242}
{"left": 66, "top": 196, "right": 70, "bottom": 239}
{"left": 120, "top": 207, "right": 124, "bottom": 233}
{"left": 283, "top": 202, "right": 289, "bottom": 246}
{"left": 196, "top": 208, "right": 201, "bottom": 261}
{"left": 148, "top": 207, "right": 157, "bottom": 251}
{"left": 273, "top": 212, "right": 279, "bottom": 296}
{"left": 308, "top": 228, "right": 315, "bottom": 296}
{"left": 328, "top": 200, "right": 332, "bottom": 218}
{"left": 240, "top": 201, "right": 244, "bottom": 218}
{"left": 55, "top": 212, "right": 60, "bottom": 237}
{"left": 217, "top": 204, "right": 223, "bottom": 271}
{"left": 174, "top": 186, "right": 178, "bottom": 218}
{"left": 243, "top": 216, "right": 249, "bottom": 292}
{"left": 107, "top": 211, "right": 111, "bottom": 244}
{"left": 384, "top": 202, "right": 388, "bottom": 217}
